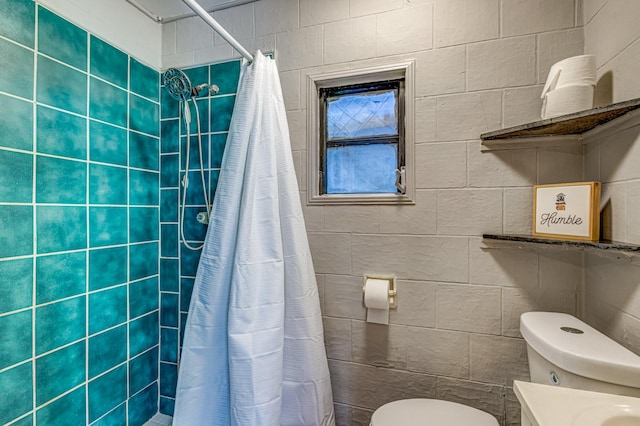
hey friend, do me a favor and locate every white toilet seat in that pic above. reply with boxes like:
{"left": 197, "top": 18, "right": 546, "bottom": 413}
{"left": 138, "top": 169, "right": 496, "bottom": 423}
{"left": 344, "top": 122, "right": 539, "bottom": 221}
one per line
{"left": 370, "top": 398, "right": 499, "bottom": 426}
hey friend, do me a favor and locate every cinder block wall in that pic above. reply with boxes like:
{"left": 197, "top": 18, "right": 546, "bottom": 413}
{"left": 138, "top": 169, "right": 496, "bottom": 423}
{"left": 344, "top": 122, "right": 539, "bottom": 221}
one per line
{"left": 163, "top": 1, "right": 595, "bottom": 424}
{"left": 582, "top": 0, "right": 640, "bottom": 356}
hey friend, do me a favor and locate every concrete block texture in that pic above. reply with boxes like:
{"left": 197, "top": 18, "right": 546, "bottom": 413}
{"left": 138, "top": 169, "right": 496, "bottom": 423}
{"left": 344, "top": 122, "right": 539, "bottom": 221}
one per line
{"left": 376, "top": 6, "right": 433, "bottom": 57}
{"left": 434, "top": 0, "right": 499, "bottom": 48}
{"left": 324, "top": 16, "right": 376, "bottom": 65}
{"left": 502, "top": 0, "right": 575, "bottom": 37}
{"left": 162, "top": 0, "right": 640, "bottom": 423}
{"left": 467, "top": 36, "right": 537, "bottom": 91}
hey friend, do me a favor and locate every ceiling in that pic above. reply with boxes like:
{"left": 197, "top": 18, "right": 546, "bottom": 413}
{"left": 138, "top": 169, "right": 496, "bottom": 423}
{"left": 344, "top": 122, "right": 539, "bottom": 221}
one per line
{"left": 127, "top": 0, "right": 258, "bottom": 22}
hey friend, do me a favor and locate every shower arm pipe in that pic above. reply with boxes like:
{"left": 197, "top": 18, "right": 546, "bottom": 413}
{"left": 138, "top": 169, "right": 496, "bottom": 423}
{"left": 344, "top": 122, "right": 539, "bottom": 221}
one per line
{"left": 181, "top": 0, "right": 254, "bottom": 63}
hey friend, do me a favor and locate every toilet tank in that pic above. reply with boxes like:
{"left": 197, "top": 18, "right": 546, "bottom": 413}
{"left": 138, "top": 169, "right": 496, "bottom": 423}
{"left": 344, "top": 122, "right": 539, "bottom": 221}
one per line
{"left": 520, "top": 312, "right": 640, "bottom": 397}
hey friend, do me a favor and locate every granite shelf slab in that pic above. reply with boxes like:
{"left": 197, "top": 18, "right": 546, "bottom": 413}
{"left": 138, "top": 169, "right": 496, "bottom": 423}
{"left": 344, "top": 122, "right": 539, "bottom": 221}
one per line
{"left": 481, "top": 98, "right": 640, "bottom": 143}
{"left": 483, "top": 234, "right": 640, "bottom": 254}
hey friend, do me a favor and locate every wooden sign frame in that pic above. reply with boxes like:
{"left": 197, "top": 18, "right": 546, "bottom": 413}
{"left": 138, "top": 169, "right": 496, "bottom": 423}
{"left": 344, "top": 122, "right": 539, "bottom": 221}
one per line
{"left": 533, "top": 182, "right": 601, "bottom": 242}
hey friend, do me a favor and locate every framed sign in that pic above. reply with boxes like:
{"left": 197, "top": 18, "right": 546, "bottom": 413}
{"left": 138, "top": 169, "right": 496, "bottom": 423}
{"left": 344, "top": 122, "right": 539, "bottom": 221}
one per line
{"left": 533, "top": 182, "right": 601, "bottom": 241}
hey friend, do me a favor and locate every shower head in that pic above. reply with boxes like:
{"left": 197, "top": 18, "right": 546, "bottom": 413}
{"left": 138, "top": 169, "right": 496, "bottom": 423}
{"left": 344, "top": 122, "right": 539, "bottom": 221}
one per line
{"left": 163, "top": 68, "right": 192, "bottom": 101}
{"left": 163, "top": 68, "right": 220, "bottom": 100}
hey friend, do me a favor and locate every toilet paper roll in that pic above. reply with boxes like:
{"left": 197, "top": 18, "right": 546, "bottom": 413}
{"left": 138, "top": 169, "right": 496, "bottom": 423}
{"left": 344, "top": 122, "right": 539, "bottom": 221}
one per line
{"left": 541, "top": 55, "right": 596, "bottom": 98}
{"left": 364, "top": 278, "right": 390, "bottom": 325}
{"left": 542, "top": 83, "right": 595, "bottom": 119}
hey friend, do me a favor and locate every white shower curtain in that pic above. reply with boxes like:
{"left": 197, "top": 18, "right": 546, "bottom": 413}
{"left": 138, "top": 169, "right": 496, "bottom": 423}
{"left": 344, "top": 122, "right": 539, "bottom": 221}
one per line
{"left": 173, "top": 52, "right": 335, "bottom": 426}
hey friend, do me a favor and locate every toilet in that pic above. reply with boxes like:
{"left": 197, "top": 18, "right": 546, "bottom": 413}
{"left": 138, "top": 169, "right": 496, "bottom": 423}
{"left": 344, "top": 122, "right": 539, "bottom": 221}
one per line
{"left": 370, "top": 398, "right": 498, "bottom": 426}
{"left": 521, "top": 311, "right": 640, "bottom": 397}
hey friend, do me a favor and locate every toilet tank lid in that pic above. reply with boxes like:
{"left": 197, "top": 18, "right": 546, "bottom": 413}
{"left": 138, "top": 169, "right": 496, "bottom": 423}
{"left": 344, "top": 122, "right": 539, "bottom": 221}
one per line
{"left": 520, "top": 312, "right": 640, "bottom": 388}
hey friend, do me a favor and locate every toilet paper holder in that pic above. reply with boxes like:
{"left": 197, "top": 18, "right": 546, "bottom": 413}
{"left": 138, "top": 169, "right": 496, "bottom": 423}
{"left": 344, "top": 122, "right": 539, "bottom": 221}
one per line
{"left": 363, "top": 275, "right": 397, "bottom": 308}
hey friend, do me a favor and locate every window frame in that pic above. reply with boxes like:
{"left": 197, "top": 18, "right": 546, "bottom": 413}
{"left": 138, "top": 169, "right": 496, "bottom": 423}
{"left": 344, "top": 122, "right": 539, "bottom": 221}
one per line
{"left": 307, "top": 62, "right": 415, "bottom": 205}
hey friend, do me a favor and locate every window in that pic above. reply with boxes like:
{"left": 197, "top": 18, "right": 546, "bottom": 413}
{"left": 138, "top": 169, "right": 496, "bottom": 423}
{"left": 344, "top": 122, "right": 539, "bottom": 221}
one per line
{"left": 307, "top": 63, "right": 415, "bottom": 205}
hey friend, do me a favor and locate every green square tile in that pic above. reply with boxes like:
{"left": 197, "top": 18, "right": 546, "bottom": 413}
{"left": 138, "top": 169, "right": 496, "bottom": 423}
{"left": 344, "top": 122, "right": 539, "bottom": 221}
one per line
{"left": 180, "top": 246, "right": 200, "bottom": 277}
{"left": 180, "top": 100, "right": 208, "bottom": 135}
{"left": 210, "top": 60, "right": 241, "bottom": 95}
{"left": 0, "top": 310, "right": 32, "bottom": 370}
{"left": 90, "top": 36, "right": 128, "bottom": 89}
{"left": 36, "top": 341, "right": 85, "bottom": 405}
{"left": 160, "top": 327, "right": 178, "bottom": 363}
{"left": 89, "top": 207, "right": 127, "bottom": 247}
{"left": 160, "top": 258, "right": 178, "bottom": 292}
{"left": 36, "top": 156, "right": 86, "bottom": 204}
{"left": 0, "top": 258, "right": 33, "bottom": 314}
{"left": 130, "top": 207, "right": 159, "bottom": 243}
{"left": 0, "top": 38, "right": 34, "bottom": 100}
{"left": 0, "top": 205, "right": 33, "bottom": 258}
{"left": 129, "top": 348, "right": 158, "bottom": 395}
{"left": 37, "top": 55, "right": 87, "bottom": 115}
{"left": 130, "top": 277, "right": 158, "bottom": 319}
{"left": 36, "top": 251, "right": 86, "bottom": 304}
{"left": 180, "top": 134, "right": 209, "bottom": 169}
{"left": 0, "top": 363, "right": 33, "bottom": 425}
{"left": 88, "top": 364, "right": 127, "bottom": 422}
{"left": 36, "top": 206, "right": 87, "bottom": 254}
{"left": 130, "top": 94, "right": 159, "bottom": 137}
{"left": 9, "top": 413, "right": 32, "bottom": 426}
{"left": 130, "top": 242, "right": 158, "bottom": 281}
{"left": 89, "top": 246, "right": 127, "bottom": 291}
{"left": 160, "top": 154, "right": 179, "bottom": 188}
{"left": 161, "top": 88, "right": 179, "bottom": 119}
{"left": 36, "top": 296, "right": 86, "bottom": 354}
{"left": 128, "top": 382, "right": 157, "bottom": 426}
{"left": 161, "top": 119, "right": 179, "bottom": 153}
{"left": 160, "top": 293, "right": 178, "bottom": 328}
{"left": 180, "top": 278, "right": 194, "bottom": 312}
{"left": 92, "top": 403, "right": 125, "bottom": 426}
{"left": 160, "top": 189, "right": 178, "bottom": 222}
{"left": 38, "top": 6, "right": 87, "bottom": 70}
{"left": 89, "top": 120, "right": 127, "bottom": 166}
{"left": 0, "top": 0, "right": 35, "bottom": 47}
{"left": 210, "top": 95, "right": 235, "bottom": 132}
{"left": 89, "top": 286, "right": 127, "bottom": 335}
{"left": 36, "top": 385, "right": 86, "bottom": 425}
{"left": 182, "top": 207, "right": 207, "bottom": 242}
{"left": 129, "top": 312, "right": 158, "bottom": 358}
{"left": 36, "top": 105, "right": 86, "bottom": 159}
{"left": 130, "top": 169, "right": 159, "bottom": 206}
{"left": 88, "top": 325, "right": 126, "bottom": 379}
{"left": 160, "top": 224, "right": 177, "bottom": 257}
{"left": 160, "top": 362, "right": 177, "bottom": 398}
{"left": 130, "top": 131, "right": 159, "bottom": 171}
{"left": 183, "top": 66, "right": 208, "bottom": 95}
{"left": 0, "top": 150, "right": 32, "bottom": 203}
{"left": 90, "top": 77, "right": 127, "bottom": 127}
{"left": 160, "top": 397, "right": 174, "bottom": 416}
{"left": 89, "top": 163, "right": 127, "bottom": 205}
{"left": 210, "top": 133, "right": 227, "bottom": 168}
{"left": 130, "top": 58, "right": 159, "bottom": 101}
{"left": 0, "top": 94, "right": 33, "bottom": 150}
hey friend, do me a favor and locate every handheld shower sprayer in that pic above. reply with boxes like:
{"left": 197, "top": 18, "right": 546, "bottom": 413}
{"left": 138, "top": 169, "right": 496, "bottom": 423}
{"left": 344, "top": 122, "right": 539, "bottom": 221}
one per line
{"left": 162, "top": 67, "right": 220, "bottom": 251}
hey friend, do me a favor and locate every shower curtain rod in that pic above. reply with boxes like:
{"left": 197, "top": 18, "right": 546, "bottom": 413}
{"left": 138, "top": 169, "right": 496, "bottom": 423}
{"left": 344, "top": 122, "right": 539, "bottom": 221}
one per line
{"left": 181, "top": 0, "right": 254, "bottom": 62}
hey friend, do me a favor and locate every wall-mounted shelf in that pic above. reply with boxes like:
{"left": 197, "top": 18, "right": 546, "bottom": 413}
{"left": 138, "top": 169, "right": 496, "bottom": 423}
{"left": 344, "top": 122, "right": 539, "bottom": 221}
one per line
{"left": 481, "top": 98, "right": 640, "bottom": 148}
{"left": 483, "top": 234, "right": 640, "bottom": 256}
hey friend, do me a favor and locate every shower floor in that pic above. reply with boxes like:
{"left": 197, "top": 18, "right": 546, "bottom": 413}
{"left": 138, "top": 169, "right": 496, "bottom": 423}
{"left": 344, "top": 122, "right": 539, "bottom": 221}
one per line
{"left": 143, "top": 413, "right": 173, "bottom": 426}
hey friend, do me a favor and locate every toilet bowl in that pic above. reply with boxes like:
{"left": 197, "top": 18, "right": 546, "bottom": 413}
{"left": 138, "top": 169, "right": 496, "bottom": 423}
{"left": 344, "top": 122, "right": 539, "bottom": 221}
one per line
{"left": 370, "top": 398, "right": 499, "bottom": 426}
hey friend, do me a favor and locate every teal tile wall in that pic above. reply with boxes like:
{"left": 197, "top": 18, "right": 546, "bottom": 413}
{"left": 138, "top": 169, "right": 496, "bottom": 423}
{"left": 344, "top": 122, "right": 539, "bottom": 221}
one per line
{"left": 0, "top": 3, "right": 160, "bottom": 425}
{"left": 159, "top": 59, "right": 240, "bottom": 415}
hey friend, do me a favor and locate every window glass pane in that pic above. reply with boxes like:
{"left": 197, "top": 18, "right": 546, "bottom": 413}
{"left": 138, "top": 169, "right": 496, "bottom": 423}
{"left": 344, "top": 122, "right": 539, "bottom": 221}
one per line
{"left": 326, "top": 144, "right": 397, "bottom": 194}
{"left": 327, "top": 89, "right": 397, "bottom": 140}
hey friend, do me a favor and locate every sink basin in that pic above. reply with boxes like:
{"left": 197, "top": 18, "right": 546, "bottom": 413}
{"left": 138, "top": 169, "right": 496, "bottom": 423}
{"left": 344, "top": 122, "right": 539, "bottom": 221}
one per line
{"left": 573, "top": 405, "right": 640, "bottom": 425}
{"left": 514, "top": 381, "right": 640, "bottom": 426}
